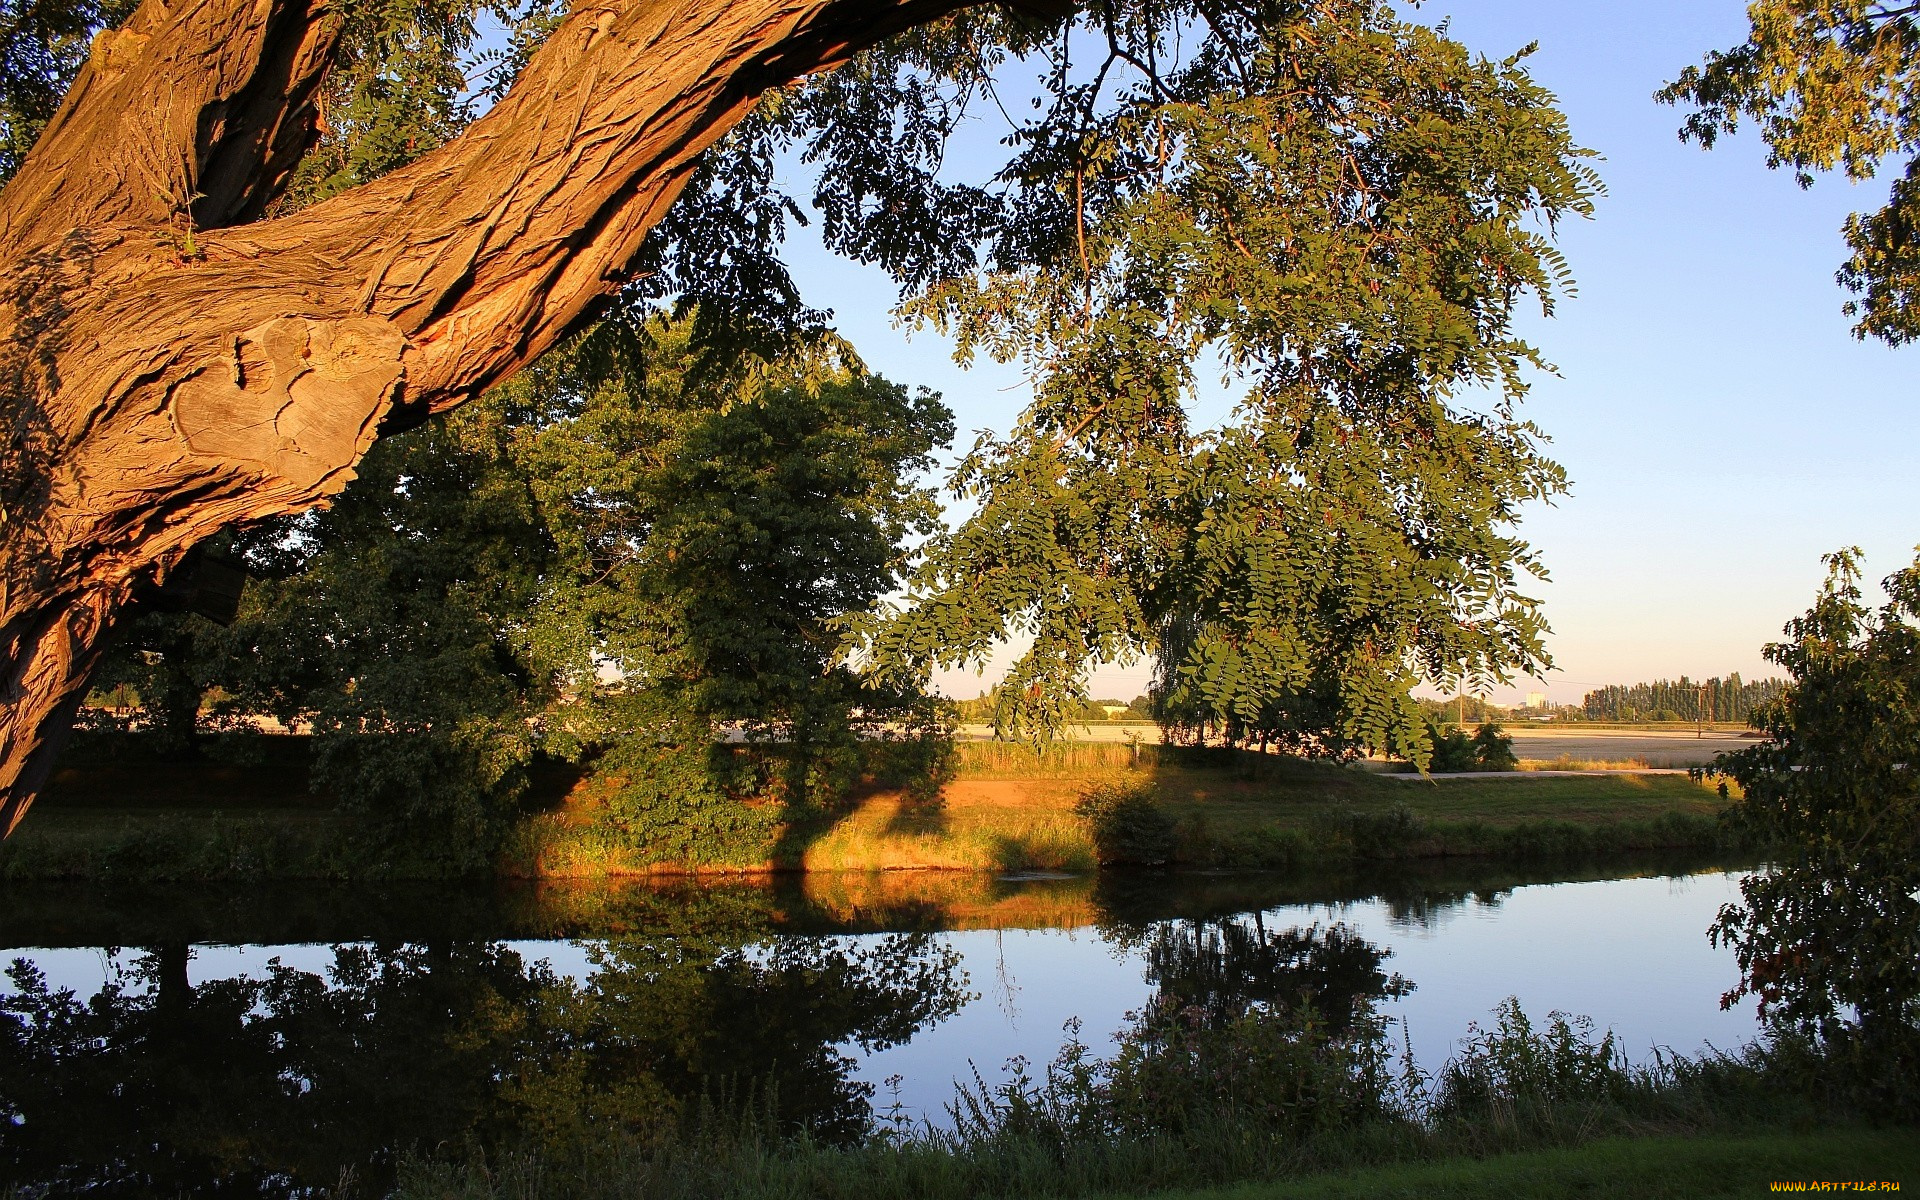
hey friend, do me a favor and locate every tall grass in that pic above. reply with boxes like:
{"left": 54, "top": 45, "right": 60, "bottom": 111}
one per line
{"left": 390, "top": 998, "right": 1883, "bottom": 1200}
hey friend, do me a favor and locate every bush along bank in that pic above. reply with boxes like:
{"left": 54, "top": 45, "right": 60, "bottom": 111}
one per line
{"left": 389, "top": 995, "right": 1913, "bottom": 1200}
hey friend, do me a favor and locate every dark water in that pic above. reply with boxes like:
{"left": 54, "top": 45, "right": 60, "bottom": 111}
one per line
{"left": 0, "top": 853, "right": 1761, "bottom": 1194}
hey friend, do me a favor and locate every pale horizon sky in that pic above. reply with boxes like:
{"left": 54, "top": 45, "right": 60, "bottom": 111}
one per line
{"left": 775, "top": 0, "right": 1919, "bottom": 707}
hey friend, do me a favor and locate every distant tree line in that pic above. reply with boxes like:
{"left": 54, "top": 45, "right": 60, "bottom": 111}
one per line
{"left": 1578, "top": 675, "right": 1787, "bottom": 724}
{"left": 1413, "top": 696, "right": 1503, "bottom": 724}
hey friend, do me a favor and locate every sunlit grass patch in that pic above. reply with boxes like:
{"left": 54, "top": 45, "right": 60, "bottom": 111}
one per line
{"left": 1517, "top": 753, "right": 1655, "bottom": 770}
{"left": 798, "top": 785, "right": 1097, "bottom": 872}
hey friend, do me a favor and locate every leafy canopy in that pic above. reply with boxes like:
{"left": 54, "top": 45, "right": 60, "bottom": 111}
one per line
{"left": 207, "top": 323, "right": 954, "bottom": 868}
{"left": 1707, "top": 548, "right": 1920, "bottom": 1093}
{"left": 20, "top": 0, "right": 1599, "bottom": 773}
{"left": 0, "top": 0, "right": 135, "bottom": 181}
{"left": 804, "top": 3, "right": 1595, "bottom": 758}
{"left": 1661, "top": 0, "right": 1920, "bottom": 344}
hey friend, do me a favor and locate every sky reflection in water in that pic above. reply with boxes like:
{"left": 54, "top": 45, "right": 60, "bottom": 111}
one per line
{"left": 852, "top": 870, "right": 1754, "bottom": 1124}
{"left": 0, "top": 862, "right": 1759, "bottom": 1189}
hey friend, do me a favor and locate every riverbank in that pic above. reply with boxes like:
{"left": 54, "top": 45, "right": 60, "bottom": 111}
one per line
{"left": 0, "top": 737, "right": 1743, "bottom": 881}
{"left": 1131, "top": 1129, "right": 1917, "bottom": 1200}
{"left": 516, "top": 741, "right": 1739, "bottom": 876}
{"left": 384, "top": 996, "right": 1913, "bottom": 1200}
{"left": 396, "top": 1127, "right": 1917, "bottom": 1200}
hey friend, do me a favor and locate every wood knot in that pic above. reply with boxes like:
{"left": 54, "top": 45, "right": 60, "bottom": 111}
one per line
{"left": 169, "top": 316, "right": 407, "bottom": 494}
{"left": 89, "top": 28, "right": 150, "bottom": 73}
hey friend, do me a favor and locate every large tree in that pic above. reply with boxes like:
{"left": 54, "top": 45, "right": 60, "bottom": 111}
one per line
{"left": 0, "top": 0, "right": 989, "bottom": 833}
{"left": 0, "top": 0, "right": 1594, "bottom": 833}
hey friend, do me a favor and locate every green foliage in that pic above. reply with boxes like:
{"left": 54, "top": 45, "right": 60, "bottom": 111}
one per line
{"left": 1419, "top": 720, "right": 1515, "bottom": 772}
{"left": 1072, "top": 779, "right": 1177, "bottom": 864}
{"left": 1433, "top": 997, "right": 1630, "bottom": 1119}
{"left": 505, "top": 327, "right": 951, "bottom": 748}
{"left": 1661, "top": 1, "right": 1920, "bottom": 343}
{"left": 1425, "top": 721, "right": 1480, "bottom": 773}
{"left": 211, "top": 404, "right": 555, "bottom": 873}
{"left": 498, "top": 323, "right": 955, "bottom": 846}
{"left": 1472, "top": 722, "right": 1519, "bottom": 771}
{"left": 194, "top": 322, "right": 955, "bottom": 867}
{"left": 1332, "top": 802, "right": 1423, "bottom": 857}
{"left": 589, "top": 733, "right": 784, "bottom": 866}
{"left": 950, "top": 1003, "right": 1410, "bottom": 1154}
{"left": 280, "top": 0, "right": 563, "bottom": 207}
{"left": 1705, "top": 548, "right": 1920, "bottom": 1099}
{"left": 1415, "top": 695, "right": 1505, "bottom": 724}
{"left": 24, "top": 0, "right": 1598, "bottom": 844}
{"left": 854, "top": 2, "right": 1592, "bottom": 757}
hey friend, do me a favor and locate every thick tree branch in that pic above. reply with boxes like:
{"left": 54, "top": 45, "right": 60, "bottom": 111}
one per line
{"left": 0, "top": 0, "right": 340, "bottom": 243}
{"left": 0, "top": 0, "right": 1000, "bottom": 833}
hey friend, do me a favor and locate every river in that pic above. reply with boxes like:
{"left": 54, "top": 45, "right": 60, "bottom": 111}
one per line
{"left": 0, "top": 853, "right": 1763, "bottom": 1192}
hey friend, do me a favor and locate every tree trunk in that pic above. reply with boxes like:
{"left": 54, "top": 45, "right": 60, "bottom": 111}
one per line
{"left": 0, "top": 0, "right": 986, "bottom": 834}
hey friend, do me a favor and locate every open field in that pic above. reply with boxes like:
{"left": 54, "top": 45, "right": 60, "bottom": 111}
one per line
{"left": 959, "top": 723, "right": 1757, "bottom": 768}
{"left": 1502, "top": 726, "right": 1758, "bottom": 768}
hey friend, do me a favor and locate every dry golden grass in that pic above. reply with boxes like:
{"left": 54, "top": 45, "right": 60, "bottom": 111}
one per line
{"left": 797, "top": 780, "right": 1099, "bottom": 872}
{"left": 1517, "top": 754, "right": 1656, "bottom": 771}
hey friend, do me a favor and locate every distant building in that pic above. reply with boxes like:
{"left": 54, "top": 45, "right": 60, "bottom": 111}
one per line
{"left": 1524, "top": 691, "right": 1547, "bottom": 709}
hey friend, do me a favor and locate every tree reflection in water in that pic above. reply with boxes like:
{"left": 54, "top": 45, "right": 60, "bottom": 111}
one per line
{"left": 1096, "top": 906, "right": 1413, "bottom": 1039}
{"left": 0, "top": 928, "right": 966, "bottom": 1194}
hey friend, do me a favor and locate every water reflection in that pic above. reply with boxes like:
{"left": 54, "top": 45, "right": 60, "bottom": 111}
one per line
{"left": 0, "top": 852, "right": 1750, "bottom": 1194}
{"left": 0, "top": 929, "right": 966, "bottom": 1194}
{"left": 1127, "top": 916, "right": 1412, "bottom": 1035}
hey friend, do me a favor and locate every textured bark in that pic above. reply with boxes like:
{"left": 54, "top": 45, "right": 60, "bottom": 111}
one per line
{"left": 0, "top": 0, "right": 985, "bottom": 833}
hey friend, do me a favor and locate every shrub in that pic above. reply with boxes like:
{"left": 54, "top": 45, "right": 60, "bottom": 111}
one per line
{"left": 1433, "top": 997, "right": 1629, "bottom": 1120}
{"left": 1073, "top": 781, "right": 1177, "bottom": 865}
{"left": 1335, "top": 803, "right": 1423, "bottom": 858}
{"left": 1707, "top": 549, "right": 1920, "bottom": 1112}
{"left": 1472, "top": 722, "right": 1518, "bottom": 770}
{"left": 1423, "top": 721, "right": 1480, "bottom": 772}
{"left": 593, "top": 736, "right": 784, "bottom": 866}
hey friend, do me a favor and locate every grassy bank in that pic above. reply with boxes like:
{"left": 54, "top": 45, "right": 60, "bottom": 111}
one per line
{"left": 389, "top": 997, "right": 1911, "bottom": 1200}
{"left": 396, "top": 1128, "right": 1916, "bottom": 1200}
{"left": 514, "top": 742, "right": 1737, "bottom": 876}
{"left": 1, "top": 738, "right": 1743, "bottom": 881}
{"left": 1124, "top": 1129, "right": 1917, "bottom": 1200}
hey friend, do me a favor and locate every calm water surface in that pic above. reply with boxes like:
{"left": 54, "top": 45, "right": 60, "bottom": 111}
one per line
{"left": 0, "top": 855, "right": 1761, "bottom": 1193}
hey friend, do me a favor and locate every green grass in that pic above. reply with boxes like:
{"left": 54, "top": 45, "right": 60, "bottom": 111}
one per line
{"left": 0, "top": 806, "right": 355, "bottom": 880}
{"left": 1127, "top": 1129, "right": 1918, "bottom": 1200}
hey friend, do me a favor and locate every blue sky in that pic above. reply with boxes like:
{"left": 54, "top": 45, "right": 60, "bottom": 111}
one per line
{"left": 775, "top": 1, "right": 1919, "bottom": 705}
